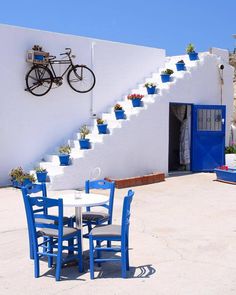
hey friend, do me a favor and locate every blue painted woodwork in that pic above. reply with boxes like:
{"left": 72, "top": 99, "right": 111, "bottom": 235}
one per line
{"left": 23, "top": 194, "right": 83, "bottom": 281}
{"left": 176, "top": 62, "right": 185, "bottom": 71}
{"left": 147, "top": 86, "right": 156, "bottom": 94}
{"left": 114, "top": 110, "right": 125, "bottom": 120}
{"left": 97, "top": 123, "right": 108, "bottom": 134}
{"left": 191, "top": 105, "right": 226, "bottom": 172}
{"left": 160, "top": 74, "right": 171, "bottom": 83}
{"left": 132, "top": 98, "right": 142, "bottom": 107}
{"left": 36, "top": 171, "right": 48, "bottom": 182}
{"left": 79, "top": 138, "right": 90, "bottom": 149}
{"left": 58, "top": 154, "right": 70, "bottom": 165}
{"left": 188, "top": 52, "right": 198, "bottom": 61}
{"left": 214, "top": 168, "right": 236, "bottom": 183}
{"left": 89, "top": 189, "right": 134, "bottom": 279}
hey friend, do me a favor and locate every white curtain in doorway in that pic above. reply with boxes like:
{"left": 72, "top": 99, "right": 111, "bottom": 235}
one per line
{"left": 171, "top": 105, "right": 190, "bottom": 165}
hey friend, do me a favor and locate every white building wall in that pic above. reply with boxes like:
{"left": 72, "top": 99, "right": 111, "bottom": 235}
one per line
{"left": 0, "top": 24, "right": 165, "bottom": 185}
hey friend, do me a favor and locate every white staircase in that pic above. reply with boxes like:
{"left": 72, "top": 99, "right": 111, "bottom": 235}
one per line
{"left": 34, "top": 52, "right": 216, "bottom": 190}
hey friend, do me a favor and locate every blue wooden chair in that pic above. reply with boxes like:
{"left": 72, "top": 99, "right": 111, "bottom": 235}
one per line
{"left": 89, "top": 189, "right": 134, "bottom": 279}
{"left": 82, "top": 179, "right": 115, "bottom": 235}
{"left": 21, "top": 184, "right": 70, "bottom": 260}
{"left": 24, "top": 194, "right": 83, "bottom": 281}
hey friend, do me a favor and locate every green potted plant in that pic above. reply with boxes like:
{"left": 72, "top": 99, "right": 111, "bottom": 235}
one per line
{"left": 175, "top": 59, "right": 186, "bottom": 71}
{"left": 58, "top": 145, "right": 71, "bottom": 166}
{"left": 96, "top": 118, "right": 108, "bottom": 134}
{"left": 144, "top": 82, "right": 156, "bottom": 95}
{"left": 127, "top": 94, "right": 144, "bottom": 107}
{"left": 9, "top": 167, "right": 24, "bottom": 188}
{"left": 114, "top": 104, "right": 125, "bottom": 119}
{"left": 79, "top": 125, "right": 90, "bottom": 149}
{"left": 35, "top": 167, "right": 48, "bottom": 182}
{"left": 186, "top": 43, "right": 198, "bottom": 61}
{"left": 160, "top": 69, "right": 174, "bottom": 83}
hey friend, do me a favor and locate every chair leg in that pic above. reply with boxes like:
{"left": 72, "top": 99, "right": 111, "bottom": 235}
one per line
{"left": 55, "top": 241, "right": 62, "bottom": 281}
{"left": 77, "top": 232, "right": 83, "bottom": 273}
{"left": 48, "top": 237, "right": 53, "bottom": 268}
{"left": 126, "top": 240, "right": 130, "bottom": 271}
{"left": 107, "top": 241, "right": 111, "bottom": 248}
{"left": 33, "top": 247, "right": 40, "bottom": 278}
{"left": 96, "top": 240, "right": 101, "bottom": 267}
{"left": 121, "top": 246, "right": 127, "bottom": 279}
{"left": 29, "top": 240, "right": 34, "bottom": 260}
{"left": 89, "top": 237, "right": 95, "bottom": 279}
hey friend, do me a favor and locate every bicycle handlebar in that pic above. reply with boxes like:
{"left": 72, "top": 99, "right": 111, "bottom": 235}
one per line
{"left": 60, "top": 48, "right": 72, "bottom": 56}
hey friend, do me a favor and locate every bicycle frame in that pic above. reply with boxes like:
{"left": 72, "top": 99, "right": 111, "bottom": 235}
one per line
{"left": 47, "top": 59, "right": 72, "bottom": 79}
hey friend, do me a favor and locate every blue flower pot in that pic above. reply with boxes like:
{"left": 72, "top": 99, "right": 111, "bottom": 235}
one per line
{"left": 36, "top": 171, "right": 48, "bottom": 182}
{"left": 97, "top": 124, "right": 108, "bottom": 134}
{"left": 161, "top": 74, "right": 171, "bottom": 83}
{"left": 23, "top": 179, "right": 32, "bottom": 186}
{"left": 114, "top": 110, "right": 125, "bottom": 120}
{"left": 188, "top": 52, "right": 198, "bottom": 61}
{"left": 59, "top": 154, "right": 70, "bottom": 166}
{"left": 132, "top": 98, "right": 142, "bottom": 107}
{"left": 79, "top": 138, "right": 90, "bottom": 149}
{"left": 147, "top": 86, "right": 156, "bottom": 95}
{"left": 176, "top": 62, "right": 185, "bottom": 71}
{"left": 12, "top": 180, "right": 21, "bottom": 188}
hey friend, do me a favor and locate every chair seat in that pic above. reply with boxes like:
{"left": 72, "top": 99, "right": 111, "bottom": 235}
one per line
{"left": 90, "top": 224, "right": 121, "bottom": 238}
{"left": 82, "top": 211, "right": 109, "bottom": 223}
{"left": 39, "top": 227, "right": 79, "bottom": 238}
{"left": 35, "top": 216, "right": 70, "bottom": 225}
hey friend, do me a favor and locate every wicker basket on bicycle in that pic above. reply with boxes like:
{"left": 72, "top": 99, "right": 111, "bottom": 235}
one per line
{"left": 26, "top": 45, "right": 49, "bottom": 65}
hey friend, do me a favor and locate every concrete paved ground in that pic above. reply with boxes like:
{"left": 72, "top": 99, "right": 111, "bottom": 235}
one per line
{"left": 1, "top": 173, "right": 236, "bottom": 295}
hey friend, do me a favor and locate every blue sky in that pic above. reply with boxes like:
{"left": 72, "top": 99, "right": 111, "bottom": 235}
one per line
{"left": 0, "top": 0, "right": 235, "bottom": 55}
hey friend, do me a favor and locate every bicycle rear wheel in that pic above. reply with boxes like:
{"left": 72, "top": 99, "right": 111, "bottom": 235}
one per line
{"left": 67, "top": 65, "right": 96, "bottom": 93}
{"left": 25, "top": 65, "right": 53, "bottom": 96}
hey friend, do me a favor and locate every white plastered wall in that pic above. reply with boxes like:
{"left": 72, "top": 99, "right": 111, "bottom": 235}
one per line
{"left": 0, "top": 24, "right": 165, "bottom": 186}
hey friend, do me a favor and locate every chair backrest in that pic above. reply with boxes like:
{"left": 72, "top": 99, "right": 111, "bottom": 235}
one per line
{"left": 85, "top": 179, "right": 115, "bottom": 223}
{"left": 121, "top": 190, "right": 134, "bottom": 241}
{"left": 25, "top": 195, "right": 64, "bottom": 245}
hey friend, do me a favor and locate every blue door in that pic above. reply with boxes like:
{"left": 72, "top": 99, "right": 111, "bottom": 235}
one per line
{"left": 191, "top": 105, "right": 226, "bottom": 172}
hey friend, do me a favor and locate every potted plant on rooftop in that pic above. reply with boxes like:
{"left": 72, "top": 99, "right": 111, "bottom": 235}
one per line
{"left": 144, "top": 82, "right": 156, "bottom": 94}
{"left": 160, "top": 68, "right": 174, "bottom": 83}
{"left": 127, "top": 94, "right": 144, "bottom": 107}
{"left": 58, "top": 145, "right": 71, "bottom": 166}
{"left": 96, "top": 118, "right": 108, "bottom": 134}
{"left": 175, "top": 60, "right": 186, "bottom": 71}
{"left": 114, "top": 104, "right": 125, "bottom": 119}
{"left": 186, "top": 43, "right": 198, "bottom": 61}
{"left": 35, "top": 167, "right": 48, "bottom": 182}
{"left": 79, "top": 125, "right": 90, "bottom": 149}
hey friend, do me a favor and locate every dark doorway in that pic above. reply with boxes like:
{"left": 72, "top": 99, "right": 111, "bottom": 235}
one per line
{"left": 168, "top": 103, "right": 191, "bottom": 172}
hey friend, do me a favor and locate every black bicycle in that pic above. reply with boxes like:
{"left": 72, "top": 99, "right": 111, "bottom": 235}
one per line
{"left": 25, "top": 48, "right": 96, "bottom": 96}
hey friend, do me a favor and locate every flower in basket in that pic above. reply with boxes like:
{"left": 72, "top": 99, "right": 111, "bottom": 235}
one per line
{"left": 9, "top": 167, "right": 24, "bottom": 182}
{"left": 176, "top": 60, "right": 185, "bottom": 64}
{"left": 114, "top": 104, "right": 123, "bottom": 111}
{"left": 97, "top": 118, "right": 105, "bottom": 125}
{"left": 35, "top": 167, "right": 47, "bottom": 173}
{"left": 58, "top": 145, "right": 71, "bottom": 155}
{"left": 161, "top": 69, "right": 174, "bottom": 75}
{"left": 186, "top": 43, "right": 195, "bottom": 54}
{"left": 79, "top": 125, "right": 90, "bottom": 139}
{"left": 127, "top": 94, "right": 144, "bottom": 100}
{"left": 144, "top": 82, "right": 156, "bottom": 88}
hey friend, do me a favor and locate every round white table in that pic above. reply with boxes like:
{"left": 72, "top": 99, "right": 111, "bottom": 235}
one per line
{"left": 58, "top": 192, "right": 109, "bottom": 251}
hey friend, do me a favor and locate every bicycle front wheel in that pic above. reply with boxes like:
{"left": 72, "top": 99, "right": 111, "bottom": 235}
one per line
{"left": 67, "top": 65, "right": 96, "bottom": 93}
{"left": 25, "top": 65, "right": 53, "bottom": 96}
